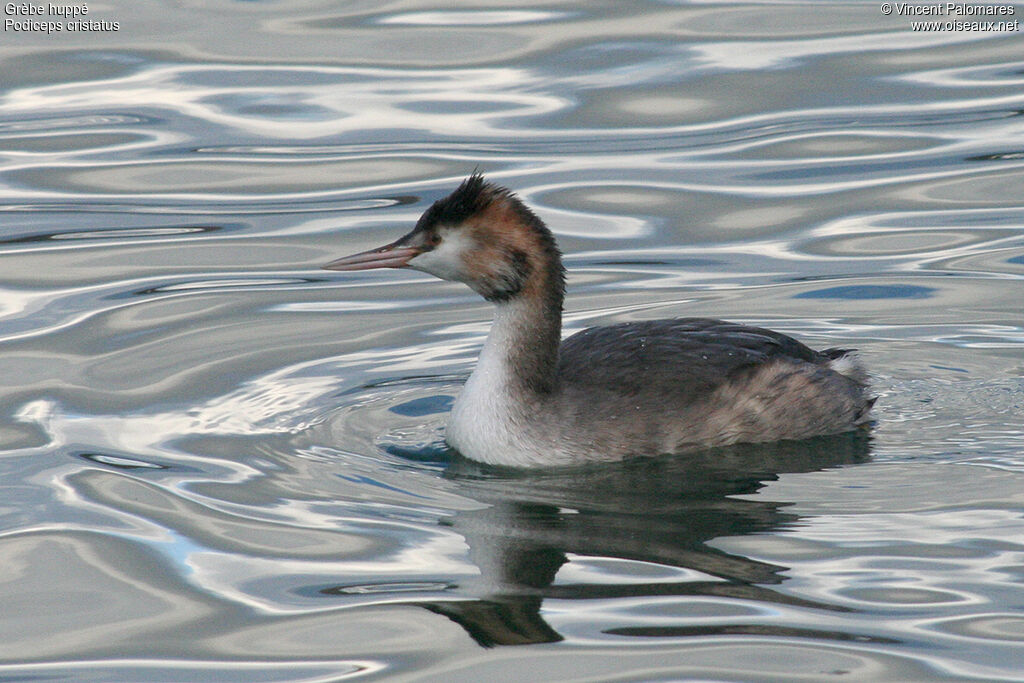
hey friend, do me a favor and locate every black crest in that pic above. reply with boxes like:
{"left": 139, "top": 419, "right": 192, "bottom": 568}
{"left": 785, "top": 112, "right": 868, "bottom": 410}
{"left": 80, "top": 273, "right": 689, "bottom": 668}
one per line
{"left": 415, "top": 174, "right": 559, "bottom": 250}
{"left": 415, "top": 172, "right": 500, "bottom": 231}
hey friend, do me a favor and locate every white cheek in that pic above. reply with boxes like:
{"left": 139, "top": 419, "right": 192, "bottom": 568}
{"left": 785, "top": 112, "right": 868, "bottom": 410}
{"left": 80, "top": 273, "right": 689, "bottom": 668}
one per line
{"left": 408, "top": 230, "right": 472, "bottom": 282}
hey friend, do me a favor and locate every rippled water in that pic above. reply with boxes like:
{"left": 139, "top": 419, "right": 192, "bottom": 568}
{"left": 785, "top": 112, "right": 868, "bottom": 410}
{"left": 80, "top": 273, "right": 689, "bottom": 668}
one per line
{"left": 2, "top": 2, "right": 1023, "bottom": 680}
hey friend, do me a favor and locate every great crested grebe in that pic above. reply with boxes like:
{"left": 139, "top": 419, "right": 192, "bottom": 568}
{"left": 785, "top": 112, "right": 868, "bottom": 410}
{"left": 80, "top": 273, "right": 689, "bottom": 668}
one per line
{"left": 324, "top": 174, "right": 873, "bottom": 467}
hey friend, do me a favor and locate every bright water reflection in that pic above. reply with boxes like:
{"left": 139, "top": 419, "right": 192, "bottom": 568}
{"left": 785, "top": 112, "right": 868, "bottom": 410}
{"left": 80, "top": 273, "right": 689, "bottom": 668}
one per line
{"left": 1, "top": 0, "right": 1023, "bottom": 680}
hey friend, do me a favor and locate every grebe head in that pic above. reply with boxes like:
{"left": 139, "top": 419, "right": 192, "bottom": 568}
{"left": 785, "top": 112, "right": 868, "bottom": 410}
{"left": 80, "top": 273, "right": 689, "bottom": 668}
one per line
{"left": 323, "top": 174, "right": 564, "bottom": 304}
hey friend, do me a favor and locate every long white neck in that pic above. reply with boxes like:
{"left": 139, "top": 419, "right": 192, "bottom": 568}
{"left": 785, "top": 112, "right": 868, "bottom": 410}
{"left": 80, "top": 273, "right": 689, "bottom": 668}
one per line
{"left": 447, "top": 297, "right": 562, "bottom": 466}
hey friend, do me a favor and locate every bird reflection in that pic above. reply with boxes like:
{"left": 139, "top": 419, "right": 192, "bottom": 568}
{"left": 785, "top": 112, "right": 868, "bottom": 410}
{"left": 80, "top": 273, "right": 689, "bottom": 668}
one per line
{"left": 417, "top": 432, "right": 871, "bottom": 647}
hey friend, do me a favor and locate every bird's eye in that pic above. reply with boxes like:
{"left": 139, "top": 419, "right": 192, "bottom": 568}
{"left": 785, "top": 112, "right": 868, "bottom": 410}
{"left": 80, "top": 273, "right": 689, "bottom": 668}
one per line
{"left": 427, "top": 232, "right": 441, "bottom": 247}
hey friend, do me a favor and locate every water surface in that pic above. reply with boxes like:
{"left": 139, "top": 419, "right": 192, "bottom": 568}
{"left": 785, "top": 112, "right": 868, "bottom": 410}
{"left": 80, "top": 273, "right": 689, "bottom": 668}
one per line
{"left": 1, "top": 2, "right": 1023, "bottom": 680}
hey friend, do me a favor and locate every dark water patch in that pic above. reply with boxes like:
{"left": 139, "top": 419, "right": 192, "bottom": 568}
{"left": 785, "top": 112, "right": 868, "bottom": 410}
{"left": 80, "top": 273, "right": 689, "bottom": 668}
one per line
{"left": 0, "top": 225, "right": 221, "bottom": 246}
{"left": 120, "top": 276, "right": 319, "bottom": 299}
{"left": 184, "top": 68, "right": 384, "bottom": 89}
{"left": 929, "top": 365, "right": 969, "bottom": 373}
{"left": 0, "top": 132, "right": 147, "bottom": 153}
{"left": 592, "top": 257, "right": 723, "bottom": 268}
{"left": 383, "top": 443, "right": 457, "bottom": 467}
{"left": 337, "top": 473, "right": 432, "bottom": 499}
{"left": 77, "top": 452, "right": 172, "bottom": 471}
{"left": 388, "top": 395, "right": 453, "bottom": 417}
{"left": 795, "top": 285, "right": 936, "bottom": 300}
{"left": 605, "top": 624, "right": 900, "bottom": 644}
{"left": 316, "top": 581, "right": 455, "bottom": 596}
{"left": 966, "top": 150, "right": 1024, "bottom": 162}
{"left": 0, "top": 113, "right": 160, "bottom": 133}
{"left": 0, "top": 50, "right": 166, "bottom": 90}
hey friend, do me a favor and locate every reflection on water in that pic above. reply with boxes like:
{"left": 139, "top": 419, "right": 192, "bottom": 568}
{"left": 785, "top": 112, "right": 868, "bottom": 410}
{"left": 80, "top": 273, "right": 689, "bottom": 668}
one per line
{"left": 424, "top": 435, "right": 871, "bottom": 647}
{"left": 1, "top": 0, "right": 1023, "bottom": 680}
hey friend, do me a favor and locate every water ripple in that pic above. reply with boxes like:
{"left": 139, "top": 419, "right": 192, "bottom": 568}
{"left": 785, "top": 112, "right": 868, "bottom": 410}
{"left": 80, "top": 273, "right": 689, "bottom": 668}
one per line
{"left": 1, "top": 2, "right": 1023, "bottom": 679}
